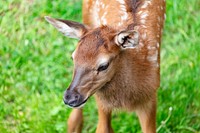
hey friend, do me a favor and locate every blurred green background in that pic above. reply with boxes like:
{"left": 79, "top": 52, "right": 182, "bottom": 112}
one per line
{"left": 0, "top": 0, "right": 200, "bottom": 132}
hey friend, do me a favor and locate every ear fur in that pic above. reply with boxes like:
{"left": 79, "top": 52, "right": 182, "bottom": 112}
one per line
{"left": 45, "top": 16, "right": 87, "bottom": 39}
{"left": 114, "top": 30, "right": 139, "bottom": 49}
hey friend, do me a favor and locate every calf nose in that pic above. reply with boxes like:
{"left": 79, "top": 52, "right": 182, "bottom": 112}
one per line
{"left": 63, "top": 90, "right": 81, "bottom": 107}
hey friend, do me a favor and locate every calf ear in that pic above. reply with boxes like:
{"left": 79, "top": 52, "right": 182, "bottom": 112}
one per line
{"left": 45, "top": 16, "right": 88, "bottom": 39}
{"left": 114, "top": 30, "right": 139, "bottom": 49}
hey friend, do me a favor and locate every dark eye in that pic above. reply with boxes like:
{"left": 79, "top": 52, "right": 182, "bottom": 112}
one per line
{"left": 97, "top": 63, "right": 109, "bottom": 72}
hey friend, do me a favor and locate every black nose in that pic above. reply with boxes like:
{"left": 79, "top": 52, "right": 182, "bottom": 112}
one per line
{"left": 63, "top": 90, "right": 84, "bottom": 107}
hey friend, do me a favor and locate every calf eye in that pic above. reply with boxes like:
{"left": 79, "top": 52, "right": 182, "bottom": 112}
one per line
{"left": 97, "top": 63, "right": 109, "bottom": 72}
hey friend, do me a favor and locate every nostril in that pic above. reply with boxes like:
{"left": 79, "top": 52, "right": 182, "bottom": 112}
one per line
{"left": 63, "top": 92, "right": 71, "bottom": 105}
{"left": 75, "top": 95, "right": 79, "bottom": 100}
{"left": 66, "top": 94, "right": 70, "bottom": 100}
{"left": 67, "top": 94, "right": 81, "bottom": 106}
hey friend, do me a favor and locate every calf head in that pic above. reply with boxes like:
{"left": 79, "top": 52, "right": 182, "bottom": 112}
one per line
{"left": 45, "top": 16, "right": 139, "bottom": 108}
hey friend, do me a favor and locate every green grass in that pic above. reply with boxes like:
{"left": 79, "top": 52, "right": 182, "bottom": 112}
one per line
{"left": 0, "top": 0, "right": 200, "bottom": 132}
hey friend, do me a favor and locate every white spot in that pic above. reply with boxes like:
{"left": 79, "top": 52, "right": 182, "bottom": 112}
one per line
{"left": 120, "top": 5, "right": 126, "bottom": 11}
{"left": 100, "top": 2, "right": 105, "bottom": 8}
{"left": 157, "top": 34, "right": 160, "bottom": 38}
{"left": 141, "top": 12, "right": 148, "bottom": 19}
{"left": 118, "top": 22, "right": 122, "bottom": 26}
{"left": 101, "top": 19, "right": 107, "bottom": 25}
{"left": 147, "top": 50, "right": 158, "bottom": 62}
{"left": 142, "top": 32, "right": 147, "bottom": 40}
{"left": 141, "top": 25, "right": 147, "bottom": 29}
{"left": 161, "top": 6, "right": 163, "bottom": 10}
{"left": 140, "top": 11, "right": 148, "bottom": 24}
{"left": 96, "top": 0, "right": 100, "bottom": 5}
{"left": 101, "top": 12, "right": 107, "bottom": 25}
{"left": 121, "top": 14, "right": 128, "bottom": 21}
{"left": 164, "top": 13, "right": 166, "bottom": 20}
{"left": 117, "top": 0, "right": 128, "bottom": 21}
{"left": 157, "top": 16, "right": 161, "bottom": 22}
{"left": 138, "top": 10, "right": 143, "bottom": 15}
{"left": 140, "top": 19, "right": 146, "bottom": 24}
{"left": 116, "top": 0, "right": 125, "bottom": 4}
{"left": 141, "top": 1, "right": 152, "bottom": 8}
{"left": 147, "top": 46, "right": 157, "bottom": 50}
{"left": 141, "top": 2, "right": 148, "bottom": 8}
{"left": 157, "top": 42, "right": 160, "bottom": 48}
{"left": 92, "top": 0, "right": 101, "bottom": 26}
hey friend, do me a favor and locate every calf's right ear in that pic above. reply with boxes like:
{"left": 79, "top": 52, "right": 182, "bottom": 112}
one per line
{"left": 45, "top": 16, "right": 88, "bottom": 39}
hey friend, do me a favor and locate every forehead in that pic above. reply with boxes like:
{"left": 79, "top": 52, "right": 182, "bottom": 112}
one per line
{"left": 74, "top": 28, "right": 112, "bottom": 64}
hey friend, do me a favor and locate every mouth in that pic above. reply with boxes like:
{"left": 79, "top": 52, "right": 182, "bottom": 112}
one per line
{"left": 67, "top": 98, "right": 88, "bottom": 109}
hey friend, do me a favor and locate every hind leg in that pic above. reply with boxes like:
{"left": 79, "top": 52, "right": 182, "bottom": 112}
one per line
{"left": 67, "top": 109, "right": 83, "bottom": 133}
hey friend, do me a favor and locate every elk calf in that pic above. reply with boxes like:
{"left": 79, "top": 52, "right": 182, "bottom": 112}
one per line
{"left": 45, "top": 0, "right": 165, "bottom": 132}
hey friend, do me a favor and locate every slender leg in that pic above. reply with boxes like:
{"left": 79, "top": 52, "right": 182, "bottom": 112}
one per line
{"left": 96, "top": 102, "right": 114, "bottom": 133}
{"left": 136, "top": 98, "right": 157, "bottom": 133}
{"left": 67, "top": 109, "right": 83, "bottom": 133}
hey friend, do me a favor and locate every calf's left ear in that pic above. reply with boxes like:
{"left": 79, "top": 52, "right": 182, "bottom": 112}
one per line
{"left": 114, "top": 30, "right": 139, "bottom": 49}
{"left": 45, "top": 16, "right": 88, "bottom": 39}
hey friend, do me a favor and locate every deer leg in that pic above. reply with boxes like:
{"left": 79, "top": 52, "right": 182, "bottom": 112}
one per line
{"left": 96, "top": 104, "right": 114, "bottom": 133}
{"left": 67, "top": 109, "right": 83, "bottom": 133}
{"left": 136, "top": 98, "right": 157, "bottom": 133}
